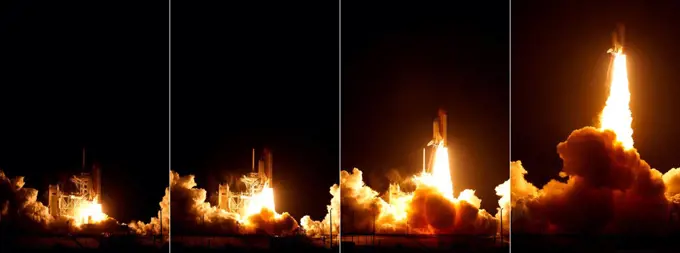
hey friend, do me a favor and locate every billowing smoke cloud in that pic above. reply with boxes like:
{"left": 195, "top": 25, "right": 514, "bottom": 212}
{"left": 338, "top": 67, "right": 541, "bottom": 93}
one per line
{"left": 128, "top": 173, "right": 170, "bottom": 237}
{"left": 300, "top": 182, "right": 340, "bottom": 237}
{"left": 340, "top": 168, "right": 499, "bottom": 235}
{"left": 512, "top": 127, "right": 680, "bottom": 235}
{"left": 169, "top": 170, "right": 299, "bottom": 235}
{"left": 0, "top": 171, "right": 54, "bottom": 231}
{"left": 494, "top": 175, "right": 510, "bottom": 235}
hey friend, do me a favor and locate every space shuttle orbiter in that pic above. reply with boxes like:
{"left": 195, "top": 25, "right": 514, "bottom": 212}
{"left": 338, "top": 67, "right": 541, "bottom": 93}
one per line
{"left": 427, "top": 109, "right": 447, "bottom": 147}
{"left": 608, "top": 23, "right": 625, "bottom": 54}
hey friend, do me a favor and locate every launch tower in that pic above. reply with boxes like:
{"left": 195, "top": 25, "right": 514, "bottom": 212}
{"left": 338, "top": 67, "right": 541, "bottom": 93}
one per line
{"left": 48, "top": 149, "right": 102, "bottom": 224}
{"left": 217, "top": 148, "right": 274, "bottom": 216}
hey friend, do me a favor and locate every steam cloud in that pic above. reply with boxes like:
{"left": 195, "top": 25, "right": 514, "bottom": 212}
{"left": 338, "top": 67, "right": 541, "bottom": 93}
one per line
{"left": 0, "top": 170, "right": 55, "bottom": 231}
{"left": 512, "top": 127, "right": 680, "bottom": 235}
{"left": 128, "top": 173, "right": 170, "bottom": 237}
{"left": 340, "top": 168, "right": 502, "bottom": 235}
{"left": 0, "top": 170, "right": 118, "bottom": 233}
{"left": 299, "top": 182, "right": 340, "bottom": 237}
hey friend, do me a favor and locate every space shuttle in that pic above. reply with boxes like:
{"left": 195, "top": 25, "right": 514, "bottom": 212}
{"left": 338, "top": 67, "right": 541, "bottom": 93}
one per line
{"left": 608, "top": 24, "right": 625, "bottom": 54}
{"left": 427, "top": 109, "right": 447, "bottom": 147}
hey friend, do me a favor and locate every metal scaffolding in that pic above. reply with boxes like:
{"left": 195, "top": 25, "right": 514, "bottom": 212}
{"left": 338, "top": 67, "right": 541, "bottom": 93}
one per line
{"left": 47, "top": 150, "right": 101, "bottom": 223}
{"left": 217, "top": 149, "right": 273, "bottom": 217}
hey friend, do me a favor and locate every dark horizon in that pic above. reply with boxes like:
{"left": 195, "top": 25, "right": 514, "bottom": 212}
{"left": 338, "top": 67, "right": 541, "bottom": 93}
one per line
{"left": 0, "top": 1, "right": 168, "bottom": 223}
{"left": 341, "top": 1, "right": 509, "bottom": 213}
{"left": 512, "top": 1, "right": 680, "bottom": 186}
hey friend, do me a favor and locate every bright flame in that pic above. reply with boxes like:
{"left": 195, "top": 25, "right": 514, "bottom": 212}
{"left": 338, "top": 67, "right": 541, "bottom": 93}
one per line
{"left": 244, "top": 186, "right": 278, "bottom": 218}
{"left": 600, "top": 47, "right": 634, "bottom": 149}
{"left": 73, "top": 198, "right": 107, "bottom": 227}
{"left": 304, "top": 110, "right": 505, "bottom": 237}
{"left": 414, "top": 141, "right": 455, "bottom": 201}
{"left": 356, "top": 139, "right": 500, "bottom": 234}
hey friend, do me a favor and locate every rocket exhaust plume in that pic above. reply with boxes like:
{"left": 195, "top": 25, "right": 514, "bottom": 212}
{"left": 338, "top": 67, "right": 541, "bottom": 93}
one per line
{"left": 600, "top": 25, "right": 633, "bottom": 150}
{"left": 512, "top": 27, "right": 680, "bottom": 235}
{"left": 341, "top": 111, "right": 507, "bottom": 235}
{"left": 169, "top": 170, "right": 299, "bottom": 235}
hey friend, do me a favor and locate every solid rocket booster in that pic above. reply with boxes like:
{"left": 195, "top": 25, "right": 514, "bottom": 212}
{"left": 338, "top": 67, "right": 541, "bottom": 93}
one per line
{"left": 433, "top": 119, "right": 441, "bottom": 142}
{"left": 264, "top": 149, "right": 273, "bottom": 185}
{"left": 439, "top": 109, "right": 447, "bottom": 146}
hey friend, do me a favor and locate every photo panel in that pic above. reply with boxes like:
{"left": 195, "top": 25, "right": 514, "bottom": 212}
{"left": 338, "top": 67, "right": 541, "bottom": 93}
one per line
{"left": 511, "top": 1, "right": 680, "bottom": 252}
{"left": 0, "top": 1, "right": 169, "bottom": 252}
{"left": 341, "top": 1, "right": 509, "bottom": 252}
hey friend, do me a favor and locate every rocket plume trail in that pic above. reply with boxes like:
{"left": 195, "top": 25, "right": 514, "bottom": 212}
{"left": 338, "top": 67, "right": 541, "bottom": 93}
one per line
{"left": 600, "top": 47, "right": 634, "bottom": 149}
{"left": 416, "top": 142, "right": 455, "bottom": 202}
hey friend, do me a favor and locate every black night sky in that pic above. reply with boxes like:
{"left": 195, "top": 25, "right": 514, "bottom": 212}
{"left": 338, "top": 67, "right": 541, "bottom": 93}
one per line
{"left": 171, "top": 2, "right": 338, "bottom": 222}
{"left": 512, "top": 1, "right": 680, "bottom": 187}
{"left": 342, "top": 1, "right": 509, "bottom": 213}
{"left": 0, "top": 1, "right": 168, "bottom": 223}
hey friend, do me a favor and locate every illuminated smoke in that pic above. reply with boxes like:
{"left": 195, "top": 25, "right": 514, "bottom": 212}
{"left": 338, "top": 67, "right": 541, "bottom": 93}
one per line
{"left": 0, "top": 170, "right": 117, "bottom": 232}
{"left": 337, "top": 141, "right": 505, "bottom": 235}
{"left": 511, "top": 127, "right": 680, "bottom": 234}
{"left": 300, "top": 182, "right": 340, "bottom": 237}
{"left": 0, "top": 171, "right": 54, "bottom": 230}
{"left": 495, "top": 174, "right": 511, "bottom": 235}
{"left": 340, "top": 165, "right": 502, "bottom": 235}
{"left": 169, "top": 170, "right": 299, "bottom": 235}
{"left": 128, "top": 172, "right": 170, "bottom": 237}
{"left": 511, "top": 42, "right": 680, "bottom": 234}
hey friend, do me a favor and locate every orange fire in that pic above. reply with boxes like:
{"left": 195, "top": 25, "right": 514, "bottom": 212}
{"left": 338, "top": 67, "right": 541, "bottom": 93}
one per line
{"left": 600, "top": 47, "right": 634, "bottom": 149}
{"left": 413, "top": 141, "right": 486, "bottom": 211}
{"left": 414, "top": 142, "right": 455, "bottom": 201}
{"left": 243, "top": 185, "right": 280, "bottom": 220}
{"left": 347, "top": 138, "right": 502, "bottom": 235}
{"left": 73, "top": 198, "right": 108, "bottom": 227}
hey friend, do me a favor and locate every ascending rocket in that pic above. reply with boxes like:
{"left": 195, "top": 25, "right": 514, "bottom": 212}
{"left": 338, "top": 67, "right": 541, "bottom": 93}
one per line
{"left": 608, "top": 23, "right": 625, "bottom": 54}
{"left": 427, "top": 109, "right": 447, "bottom": 147}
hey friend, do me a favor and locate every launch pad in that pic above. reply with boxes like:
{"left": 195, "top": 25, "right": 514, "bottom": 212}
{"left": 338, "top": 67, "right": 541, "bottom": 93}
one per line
{"left": 217, "top": 148, "right": 274, "bottom": 217}
{"left": 48, "top": 150, "right": 103, "bottom": 226}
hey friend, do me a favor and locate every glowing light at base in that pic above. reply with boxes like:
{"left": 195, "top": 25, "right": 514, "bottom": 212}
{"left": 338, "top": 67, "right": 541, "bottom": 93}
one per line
{"left": 73, "top": 198, "right": 108, "bottom": 227}
{"left": 414, "top": 142, "right": 455, "bottom": 201}
{"left": 244, "top": 185, "right": 279, "bottom": 219}
{"left": 600, "top": 47, "right": 634, "bottom": 149}
{"left": 342, "top": 139, "right": 504, "bottom": 236}
{"left": 169, "top": 171, "right": 300, "bottom": 236}
{"left": 411, "top": 141, "right": 486, "bottom": 213}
